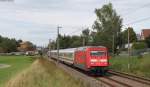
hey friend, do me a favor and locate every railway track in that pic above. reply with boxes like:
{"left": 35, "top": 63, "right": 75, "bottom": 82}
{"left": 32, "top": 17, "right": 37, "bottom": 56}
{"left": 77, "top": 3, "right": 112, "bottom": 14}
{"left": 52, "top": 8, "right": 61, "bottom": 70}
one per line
{"left": 109, "top": 70, "right": 150, "bottom": 84}
{"left": 97, "top": 77, "right": 132, "bottom": 87}
{"left": 105, "top": 70, "right": 150, "bottom": 87}
{"left": 48, "top": 57, "right": 150, "bottom": 87}
{"left": 94, "top": 70, "right": 150, "bottom": 87}
{"left": 66, "top": 64, "right": 150, "bottom": 87}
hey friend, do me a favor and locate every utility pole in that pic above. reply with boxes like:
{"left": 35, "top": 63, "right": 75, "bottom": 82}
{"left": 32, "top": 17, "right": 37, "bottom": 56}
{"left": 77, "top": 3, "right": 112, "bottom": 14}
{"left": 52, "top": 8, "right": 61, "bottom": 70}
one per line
{"left": 49, "top": 39, "right": 51, "bottom": 58}
{"left": 128, "top": 28, "right": 130, "bottom": 56}
{"left": 57, "top": 26, "right": 62, "bottom": 63}
{"left": 128, "top": 27, "right": 130, "bottom": 70}
{"left": 83, "top": 36, "right": 85, "bottom": 46}
{"left": 112, "top": 34, "right": 115, "bottom": 56}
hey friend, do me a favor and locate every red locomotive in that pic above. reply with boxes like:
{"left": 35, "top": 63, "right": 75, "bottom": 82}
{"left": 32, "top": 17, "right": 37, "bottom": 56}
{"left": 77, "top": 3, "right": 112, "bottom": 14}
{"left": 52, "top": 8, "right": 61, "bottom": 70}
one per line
{"left": 48, "top": 46, "right": 109, "bottom": 74}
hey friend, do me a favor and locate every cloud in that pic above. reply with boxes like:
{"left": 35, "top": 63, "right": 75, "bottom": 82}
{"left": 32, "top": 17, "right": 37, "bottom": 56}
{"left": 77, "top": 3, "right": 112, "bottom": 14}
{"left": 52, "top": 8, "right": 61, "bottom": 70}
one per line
{"left": 0, "top": 0, "right": 150, "bottom": 46}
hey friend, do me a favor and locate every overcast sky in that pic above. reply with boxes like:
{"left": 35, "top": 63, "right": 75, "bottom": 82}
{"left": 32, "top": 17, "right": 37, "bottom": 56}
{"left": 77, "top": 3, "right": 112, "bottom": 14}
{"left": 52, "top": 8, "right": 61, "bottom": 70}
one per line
{"left": 0, "top": 0, "right": 150, "bottom": 46}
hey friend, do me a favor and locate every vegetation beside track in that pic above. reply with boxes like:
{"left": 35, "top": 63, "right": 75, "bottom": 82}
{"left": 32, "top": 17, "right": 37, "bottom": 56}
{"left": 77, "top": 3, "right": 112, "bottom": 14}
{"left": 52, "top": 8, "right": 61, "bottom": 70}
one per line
{"left": 5, "top": 58, "right": 85, "bottom": 87}
{"left": 110, "top": 54, "right": 150, "bottom": 78}
{"left": 0, "top": 56, "right": 34, "bottom": 87}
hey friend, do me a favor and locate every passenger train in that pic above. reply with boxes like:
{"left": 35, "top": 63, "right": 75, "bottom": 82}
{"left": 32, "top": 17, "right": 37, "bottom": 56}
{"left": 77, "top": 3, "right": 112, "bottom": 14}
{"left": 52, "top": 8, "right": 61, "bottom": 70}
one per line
{"left": 48, "top": 46, "right": 110, "bottom": 74}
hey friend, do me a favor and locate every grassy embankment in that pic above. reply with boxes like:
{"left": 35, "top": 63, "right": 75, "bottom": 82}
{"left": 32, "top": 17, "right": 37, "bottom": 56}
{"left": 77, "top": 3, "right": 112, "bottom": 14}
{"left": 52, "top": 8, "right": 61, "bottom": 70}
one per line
{"left": 0, "top": 56, "right": 34, "bottom": 87}
{"left": 110, "top": 54, "right": 150, "bottom": 78}
{"left": 5, "top": 58, "right": 85, "bottom": 87}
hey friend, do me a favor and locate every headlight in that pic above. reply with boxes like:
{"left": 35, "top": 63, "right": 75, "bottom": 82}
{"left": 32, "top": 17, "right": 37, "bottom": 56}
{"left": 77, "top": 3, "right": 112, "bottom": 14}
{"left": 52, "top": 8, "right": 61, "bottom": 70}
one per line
{"left": 100, "top": 59, "right": 107, "bottom": 62}
{"left": 90, "top": 59, "right": 98, "bottom": 62}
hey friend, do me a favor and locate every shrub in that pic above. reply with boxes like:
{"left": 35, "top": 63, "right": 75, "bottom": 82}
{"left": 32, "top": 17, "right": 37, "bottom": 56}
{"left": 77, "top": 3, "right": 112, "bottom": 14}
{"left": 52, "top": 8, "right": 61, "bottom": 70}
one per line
{"left": 145, "top": 35, "right": 150, "bottom": 48}
{"left": 132, "top": 42, "right": 147, "bottom": 50}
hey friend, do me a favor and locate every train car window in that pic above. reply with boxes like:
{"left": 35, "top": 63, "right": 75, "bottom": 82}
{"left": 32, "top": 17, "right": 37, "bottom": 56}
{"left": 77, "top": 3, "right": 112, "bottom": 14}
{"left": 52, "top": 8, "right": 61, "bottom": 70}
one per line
{"left": 68, "top": 53, "right": 73, "bottom": 58}
{"left": 77, "top": 47, "right": 86, "bottom": 51}
{"left": 90, "top": 51, "right": 105, "bottom": 56}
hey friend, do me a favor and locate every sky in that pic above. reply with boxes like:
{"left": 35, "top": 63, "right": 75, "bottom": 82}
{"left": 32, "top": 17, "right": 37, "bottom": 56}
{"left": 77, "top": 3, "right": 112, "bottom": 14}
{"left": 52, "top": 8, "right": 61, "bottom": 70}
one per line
{"left": 0, "top": 0, "right": 150, "bottom": 46}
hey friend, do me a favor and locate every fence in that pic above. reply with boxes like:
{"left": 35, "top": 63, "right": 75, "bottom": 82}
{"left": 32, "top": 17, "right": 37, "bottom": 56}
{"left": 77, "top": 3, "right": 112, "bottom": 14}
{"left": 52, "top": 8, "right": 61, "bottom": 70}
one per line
{"left": 119, "top": 48, "right": 150, "bottom": 56}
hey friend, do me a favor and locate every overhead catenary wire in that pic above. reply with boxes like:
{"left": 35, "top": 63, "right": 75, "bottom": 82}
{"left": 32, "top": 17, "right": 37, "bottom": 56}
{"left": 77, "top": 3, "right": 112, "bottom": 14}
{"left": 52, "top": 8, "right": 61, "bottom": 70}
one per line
{"left": 67, "top": 2, "right": 150, "bottom": 35}
{"left": 68, "top": 27, "right": 90, "bottom": 35}
{"left": 121, "top": 3, "right": 150, "bottom": 17}
{"left": 68, "top": 2, "right": 150, "bottom": 35}
{"left": 69, "top": 16, "right": 150, "bottom": 35}
{"left": 68, "top": 16, "right": 150, "bottom": 35}
{"left": 124, "top": 16, "right": 150, "bottom": 26}
{"left": 68, "top": 28, "right": 83, "bottom": 35}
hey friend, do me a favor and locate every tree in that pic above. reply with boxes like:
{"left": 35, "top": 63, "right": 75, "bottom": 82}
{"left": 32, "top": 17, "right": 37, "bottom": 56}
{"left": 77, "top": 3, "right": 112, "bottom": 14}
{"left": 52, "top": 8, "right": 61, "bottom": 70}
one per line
{"left": 82, "top": 28, "right": 90, "bottom": 46}
{"left": 16, "top": 39, "right": 23, "bottom": 47}
{"left": 70, "top": 35, "right": 82, "bottom": 47}
{"left": 25, "top": 41, "right": 36, "bottom": 51}
{"left": 0, "top": 35, "right": 2, "bottom": 43}
{"left": 18, "top": 41, "right": 36, "bottom": 51}
{"left": 122, "top": 27, "right": 137, "bottom": 44}
{"left": 59, "top": 35, "right": 72, "bottom": 49}
{"left": 48, "top": 40, "right": 57, "bottom": 50}
{"left": 55, "top": 34, "right": 83, "bottom": 49}
{"left": 145, "top": 35, "right": 150, "bottom": 48}
{"left": 132, "top": 42, "right": 147, "bottom": 50}
{"left": 92, "top": 3, "right": 122, "bottom": 52}
{"left": 0, "top": 36, "right": 17, "bottom": 53}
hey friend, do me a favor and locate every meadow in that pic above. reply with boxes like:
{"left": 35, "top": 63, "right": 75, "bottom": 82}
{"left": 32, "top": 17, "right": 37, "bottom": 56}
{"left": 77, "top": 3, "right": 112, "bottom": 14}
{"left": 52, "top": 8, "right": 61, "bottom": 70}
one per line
{"left": 110, "top": 54, "right": 150, "bottom": 78}
{"left": 0, "top": 55, "right": 85, "bottom": 87}
{"left": 0, "top": 56, "right": 34, "bottom": 87}
{"left": 2, "top": 54, "right": 150, "bottom": 87}
{"left": 5, "top": 58, "right": 85, "bottom": 87}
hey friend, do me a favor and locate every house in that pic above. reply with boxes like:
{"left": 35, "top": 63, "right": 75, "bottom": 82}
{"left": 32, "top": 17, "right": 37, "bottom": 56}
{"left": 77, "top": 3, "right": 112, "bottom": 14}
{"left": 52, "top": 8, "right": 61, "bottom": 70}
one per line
{"left": 17, "top": 41, "right": 35, "bottom": 52}
{"left": 136, "top": 34, "right": 141, "bottom": 41}
{"left": 124, "top": 43, "right": 133, "bottom": 49}
{"left": 141, "top": 29, "right": 150, "bottom": 40}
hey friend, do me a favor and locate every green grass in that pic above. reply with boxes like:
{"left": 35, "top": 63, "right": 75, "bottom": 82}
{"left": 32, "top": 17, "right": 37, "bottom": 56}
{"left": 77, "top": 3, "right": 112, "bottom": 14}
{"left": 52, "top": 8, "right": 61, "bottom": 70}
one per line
{"left": 110, "top": 54, "right": 150, "bottom": 78}
{"left": 0, "top": 56, "right": 34, "bottom": 87}
{"left": 5, "top": 58, "right": 85, "bottom": 87}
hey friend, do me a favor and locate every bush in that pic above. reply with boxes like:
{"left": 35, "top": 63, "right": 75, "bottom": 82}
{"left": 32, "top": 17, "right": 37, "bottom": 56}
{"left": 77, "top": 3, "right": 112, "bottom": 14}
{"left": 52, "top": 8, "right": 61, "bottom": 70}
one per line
{"left": 145, "top": 36, "right": 150, "bottom": 48}
{"left": 110, "top": 54, "right": 150, "bottom": 78}
{"left": 132, "top": 42, "right": 147, "bottom": 50}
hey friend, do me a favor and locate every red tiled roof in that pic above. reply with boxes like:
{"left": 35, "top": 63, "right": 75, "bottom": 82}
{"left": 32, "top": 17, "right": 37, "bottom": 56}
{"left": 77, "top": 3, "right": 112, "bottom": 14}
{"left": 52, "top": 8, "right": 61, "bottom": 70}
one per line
{"left": 142, "top": 29, "right": 150, "bottom": 39}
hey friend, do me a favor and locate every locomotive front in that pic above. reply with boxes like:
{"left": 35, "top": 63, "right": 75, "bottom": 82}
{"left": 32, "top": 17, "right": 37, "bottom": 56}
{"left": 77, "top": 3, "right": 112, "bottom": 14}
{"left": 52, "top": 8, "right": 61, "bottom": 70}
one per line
{"left": 86, "top": 46, "right": 109, "bottom": 74}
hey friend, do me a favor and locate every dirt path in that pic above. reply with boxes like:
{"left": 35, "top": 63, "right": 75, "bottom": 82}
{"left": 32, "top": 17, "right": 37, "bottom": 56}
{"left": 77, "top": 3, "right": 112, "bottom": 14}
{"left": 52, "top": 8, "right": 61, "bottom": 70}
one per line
{"left": 0, "top": 64, "right": 11, "bottom": 69}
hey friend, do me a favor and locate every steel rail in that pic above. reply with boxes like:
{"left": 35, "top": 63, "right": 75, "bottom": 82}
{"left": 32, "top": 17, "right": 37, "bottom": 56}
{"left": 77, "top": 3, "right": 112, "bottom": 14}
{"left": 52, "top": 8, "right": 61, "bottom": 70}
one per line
{"left": 108, "top": 70, "right": 150, "bottom": 85}
{"left": 49, "top": 57, "right": 138, "bottom": 87}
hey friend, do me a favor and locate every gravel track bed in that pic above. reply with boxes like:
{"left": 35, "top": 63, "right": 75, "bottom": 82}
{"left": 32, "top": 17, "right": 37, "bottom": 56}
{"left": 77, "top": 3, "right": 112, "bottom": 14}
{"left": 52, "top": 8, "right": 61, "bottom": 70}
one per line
{"left": 108, "top": 71, "right": 150, "bottom": 87}
{"left": 48, "top": 58, "right": 150, "bottom": 87}
{"left": 48, "top": 58, "right": 112, "bottom": 87}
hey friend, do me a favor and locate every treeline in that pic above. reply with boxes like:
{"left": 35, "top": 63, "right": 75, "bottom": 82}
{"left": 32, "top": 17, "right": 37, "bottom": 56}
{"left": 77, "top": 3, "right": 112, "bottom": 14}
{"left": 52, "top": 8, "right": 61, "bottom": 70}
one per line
{"left": 0, "top": 35, "right": 36, "bottom": 53}
{"left": 50, "top": 27, "right": 137, "bottom": 51}
{"left": 48, "top": 3, "right": 150, "bottom": 55}
{"left": 51, "top": 29, "right": 90, "bottom": 49}
{"left": 49, "top": 3, "right": 138, "bottom": 53}
{"left": 0, "top": 35, "right": 19, "bottom": 53}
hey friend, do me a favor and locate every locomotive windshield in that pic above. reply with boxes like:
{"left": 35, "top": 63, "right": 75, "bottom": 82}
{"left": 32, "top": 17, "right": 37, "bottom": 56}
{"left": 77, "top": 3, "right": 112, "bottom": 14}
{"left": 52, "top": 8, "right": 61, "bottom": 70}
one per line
{"left": 90, "top": 51, "right": 105, "bottom": 56}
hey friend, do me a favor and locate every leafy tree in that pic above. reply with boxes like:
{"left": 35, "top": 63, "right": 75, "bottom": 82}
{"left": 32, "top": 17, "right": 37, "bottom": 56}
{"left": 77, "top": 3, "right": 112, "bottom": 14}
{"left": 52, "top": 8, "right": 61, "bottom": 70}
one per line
{"left": 50, "top": 3, "right": 124, "bottom": 51}
{"left": 145, "top": 35, "right": 150, "bottom": 48}
{"left": 70, "top": 35, "right": 82, "bottom": 47}
{"left": 16, "top": 39, "right": 23, "bottom": 47}
{"left": 18, "top": 41, "right": 36, "bottom": 52}
{"left": 0, "top": 36, "right": 2, "bottom": 43}
{"left": 59, "top": 35, "right": 72, "bottom": 49}
{"left": 0, "top": 36, "right": 18, "bottom": 53}
{"left": 25, "top": 41, "right": 36, "bottom": 51}
{"left": 55, "top": 34, "right": 83, "bottom": 49}
{"left": 82, "top": 28, "right": 90, "bottom": 46}
{"left": 132, "top": 42, "right": 147, "bottom": 50}
{"left": 48, "top": 40, "right": 57, "bottom": 50}
{"left": 92, "top": 3, "right": 122, "bottom": 52}
{"left": 122, "top": 27, "right": 137, "bottom": 44}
